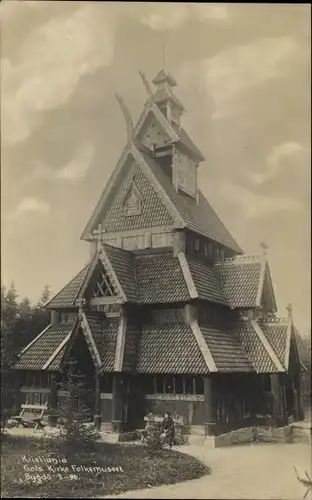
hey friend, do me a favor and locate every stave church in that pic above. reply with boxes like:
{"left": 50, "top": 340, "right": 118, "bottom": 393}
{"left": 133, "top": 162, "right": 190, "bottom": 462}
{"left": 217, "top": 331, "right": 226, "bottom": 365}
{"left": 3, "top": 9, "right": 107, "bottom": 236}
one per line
{"left": 13, "top": 64, "right": 305, "bottom": 436}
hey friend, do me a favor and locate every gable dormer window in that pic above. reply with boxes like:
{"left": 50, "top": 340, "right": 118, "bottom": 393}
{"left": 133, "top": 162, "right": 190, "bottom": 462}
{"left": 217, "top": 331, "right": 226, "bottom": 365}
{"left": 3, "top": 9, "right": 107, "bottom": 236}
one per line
{"left": 194, "top": 237, "right": 200, "bottom": 252}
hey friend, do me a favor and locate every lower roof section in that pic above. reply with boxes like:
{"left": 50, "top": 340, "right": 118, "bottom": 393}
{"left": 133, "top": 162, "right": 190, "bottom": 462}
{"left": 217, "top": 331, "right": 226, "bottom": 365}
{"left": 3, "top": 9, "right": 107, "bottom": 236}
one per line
{"left": 14, "top": 312, "right": 293, "bottom": 376}
{"left": 200, "top": 326, "right": 253, "bottom": 373}
{"left": 13, "top": 321, "right": 76, "bottom": 372}
{"left": 136, "top": 322, "right": 208, "bottom": 374}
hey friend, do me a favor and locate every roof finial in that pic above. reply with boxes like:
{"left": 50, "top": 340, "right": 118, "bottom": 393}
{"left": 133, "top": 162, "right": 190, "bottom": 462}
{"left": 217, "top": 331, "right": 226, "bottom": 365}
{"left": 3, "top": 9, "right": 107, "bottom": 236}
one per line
{"left": 115, "top": 93, "right": 134, "bottom": 144}
{"left": 138, "top": 70, "right": 153, "bottom": 99}
{"left": 286, "top": 303, "right": 293, "bottom": 317}
{"left": 260, "top": 241, "right": 269, "bottom": 257}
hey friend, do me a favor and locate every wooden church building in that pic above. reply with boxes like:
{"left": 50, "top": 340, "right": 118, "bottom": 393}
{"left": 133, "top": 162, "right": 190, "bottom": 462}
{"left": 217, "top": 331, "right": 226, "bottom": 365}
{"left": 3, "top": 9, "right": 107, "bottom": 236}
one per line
{"left": 13, "top": 66, "right": 305, "bottom": 435}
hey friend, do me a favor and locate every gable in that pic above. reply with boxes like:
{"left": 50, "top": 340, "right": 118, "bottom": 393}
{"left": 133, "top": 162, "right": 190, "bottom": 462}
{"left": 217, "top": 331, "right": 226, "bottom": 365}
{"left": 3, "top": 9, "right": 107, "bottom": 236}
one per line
{"left": 138, "top": 112, "right": 171, "bottom": 150}
{"left": 100, "top": 160, "right": 174, "bottom": 233}
{"left": 84, "top": 259, "right": 117, "bottom": 301}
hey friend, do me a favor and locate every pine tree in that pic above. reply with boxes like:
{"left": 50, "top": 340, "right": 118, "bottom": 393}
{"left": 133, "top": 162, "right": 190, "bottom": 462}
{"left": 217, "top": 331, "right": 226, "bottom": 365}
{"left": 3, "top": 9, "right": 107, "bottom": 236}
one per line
{"left": 1, "top": 283, "right": 19, "bottom": 367}
{"left": 55, "top": 359, "right": 99, "bottom": 452}
{"left": 38, "top": 285, "right": 51, "bottom": 307}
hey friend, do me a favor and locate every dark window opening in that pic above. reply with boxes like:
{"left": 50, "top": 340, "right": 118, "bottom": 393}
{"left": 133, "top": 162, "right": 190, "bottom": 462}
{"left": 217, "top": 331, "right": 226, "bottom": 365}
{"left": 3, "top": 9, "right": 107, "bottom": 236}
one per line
{"left": 174, "top": 376, "right": 184, "bottom": 394}
{"left": 100, "top": 375, "right": 113, "bottom": 393}
{"left": 262, "top": 375, "right": 271, "bottom": 392}
{"left": 142, "top": 376, "right": 154, "bottom": 394}
{"left": 165, "top": 376, "right": 174, "bottom": 394}
{"left": 184, "top": 375, "right": 194, "bottom": 394}
{"left": 194, "top": 376, "right": 204, "bottom": 394}
{"left": 156, "top": 375, "right": 166, "bottom": 393}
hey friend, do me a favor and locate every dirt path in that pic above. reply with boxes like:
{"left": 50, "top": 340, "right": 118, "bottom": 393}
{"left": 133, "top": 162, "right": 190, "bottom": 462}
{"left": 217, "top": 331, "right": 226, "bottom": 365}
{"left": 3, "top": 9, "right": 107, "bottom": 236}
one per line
{"left": 101, "top": 442, "right": 311, "bottom": 499}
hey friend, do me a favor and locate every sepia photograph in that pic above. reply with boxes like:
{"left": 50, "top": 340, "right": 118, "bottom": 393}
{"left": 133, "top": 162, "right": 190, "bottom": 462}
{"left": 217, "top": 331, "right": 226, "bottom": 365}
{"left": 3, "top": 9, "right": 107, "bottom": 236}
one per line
{"left": 1, "top": 2, "right": 311, "bottom": 499}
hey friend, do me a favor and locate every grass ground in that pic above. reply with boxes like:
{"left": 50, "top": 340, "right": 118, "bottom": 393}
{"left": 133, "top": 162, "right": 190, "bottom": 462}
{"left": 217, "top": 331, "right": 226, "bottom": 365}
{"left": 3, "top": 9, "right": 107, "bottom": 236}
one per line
{"left": 0, "top": 433, "right": 210, "bottom": 498}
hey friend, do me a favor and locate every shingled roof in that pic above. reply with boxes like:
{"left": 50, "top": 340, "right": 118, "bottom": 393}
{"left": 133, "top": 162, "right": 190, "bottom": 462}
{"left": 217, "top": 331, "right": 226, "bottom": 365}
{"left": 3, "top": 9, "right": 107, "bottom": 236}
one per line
{"left": 13, "top": 321, "right": 76, "bottom": 371}
{"left": 186, "top": 256, "right": 228, "bottom": 305}
{"left": 141, "top": 151, "right": 242, "bottom": 253}
{"left": 135, "top": 252, "right": 190, "bottom": 303}
{"left": 84, "top": 312, "right": 119, "bottom": 372}
{"left": 46, "top": 265, "right": 89, "bottom": 309}
{"left": 103, "top": 244, "right": 137, "bottom": 302}
{"left": 214, "top": 256, "right": 262, "bottom": 309}
{"left": 136, "top": 322, "right": 208, "bottom": 374}
{"left": 227, "top": 321, "right": 277, "bottom": 373}
{"left": 260, "top": 318, "right": 289, "bottom": 368}
{"left": 200, "top": 326, "right": 253, "bottom": 373}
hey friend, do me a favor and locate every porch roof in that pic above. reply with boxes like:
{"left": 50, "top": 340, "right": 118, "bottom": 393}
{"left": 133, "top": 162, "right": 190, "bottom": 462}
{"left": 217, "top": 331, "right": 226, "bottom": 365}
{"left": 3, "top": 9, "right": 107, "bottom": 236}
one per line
{"left": 13, "top": 321, "right": 76, "bottom": 372}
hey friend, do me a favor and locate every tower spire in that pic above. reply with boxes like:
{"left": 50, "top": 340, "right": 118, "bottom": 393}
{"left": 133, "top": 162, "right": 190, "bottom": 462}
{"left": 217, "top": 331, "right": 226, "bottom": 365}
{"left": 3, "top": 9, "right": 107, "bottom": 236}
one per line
{"left": 162, "top": 39, "right": 168, "bottom": 73}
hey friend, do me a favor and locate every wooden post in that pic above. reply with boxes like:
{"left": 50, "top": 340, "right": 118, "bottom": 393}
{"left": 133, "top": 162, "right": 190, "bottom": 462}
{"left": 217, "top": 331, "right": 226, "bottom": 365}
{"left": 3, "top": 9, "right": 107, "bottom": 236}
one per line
{"left": 51, "top": 310, "right": 60, "bottom": 325}
{"left": 172, "top": 230, "right": 186, "bottom": 257}
{"left": 280, "top": 375, "right": 287, "bottom": 426}
{"left": 270, "top": 374, "right": 284, "bottom": 427}
{"left": 111, "top": 373, "right": 125, "bottom": 433}
{"left": 94, "top": 369, "right": 101, "bottom": 431}
{"left": 203, "top": 375, "right": 216, "bottom": 436}
{"left": 48, "top": 374, "right": 58, "bottom": 427}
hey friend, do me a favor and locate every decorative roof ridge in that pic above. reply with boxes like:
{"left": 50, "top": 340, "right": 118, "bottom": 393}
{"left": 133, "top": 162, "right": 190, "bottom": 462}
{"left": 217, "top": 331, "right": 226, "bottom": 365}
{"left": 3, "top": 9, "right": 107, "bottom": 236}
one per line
{"left": 261, "top": 316, "right": 288, "bottom": 325}
{"left": 215, "top": 254, "right": 262, "bottom": 265}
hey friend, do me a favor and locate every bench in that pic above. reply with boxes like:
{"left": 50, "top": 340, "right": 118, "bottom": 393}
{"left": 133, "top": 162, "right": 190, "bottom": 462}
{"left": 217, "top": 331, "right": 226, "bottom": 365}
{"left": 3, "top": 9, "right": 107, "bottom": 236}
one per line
{"left": 12, "top": 402, "right": 48, "bottom": 430}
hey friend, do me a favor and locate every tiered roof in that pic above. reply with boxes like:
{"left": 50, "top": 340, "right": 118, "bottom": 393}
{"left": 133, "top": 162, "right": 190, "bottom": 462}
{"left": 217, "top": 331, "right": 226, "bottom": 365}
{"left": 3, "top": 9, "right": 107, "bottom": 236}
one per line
{"left": 13, "top": 311, "right": 294, "bottom": 376}
{"left": 14, "top": 66, "right": 301, "bottom": 378}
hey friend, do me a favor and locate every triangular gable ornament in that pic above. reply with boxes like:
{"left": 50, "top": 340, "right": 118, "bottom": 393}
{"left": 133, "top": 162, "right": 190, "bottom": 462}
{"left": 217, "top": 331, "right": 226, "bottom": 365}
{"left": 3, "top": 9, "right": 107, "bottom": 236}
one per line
{"left": 123, "top": 180, "right": 143, "bottom": 217}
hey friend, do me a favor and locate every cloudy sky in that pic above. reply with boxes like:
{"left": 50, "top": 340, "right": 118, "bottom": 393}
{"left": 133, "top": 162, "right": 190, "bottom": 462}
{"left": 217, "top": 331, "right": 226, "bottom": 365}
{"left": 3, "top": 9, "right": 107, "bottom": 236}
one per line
{"left": 1, "top": 2, "right": 310, "bottom": 334}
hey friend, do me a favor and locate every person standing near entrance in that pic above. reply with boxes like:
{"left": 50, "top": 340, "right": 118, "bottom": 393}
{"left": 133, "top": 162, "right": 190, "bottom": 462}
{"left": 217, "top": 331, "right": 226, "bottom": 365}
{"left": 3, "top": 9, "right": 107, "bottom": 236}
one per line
{"left": 162, "top": 412, "right": 175, "bottom": 448}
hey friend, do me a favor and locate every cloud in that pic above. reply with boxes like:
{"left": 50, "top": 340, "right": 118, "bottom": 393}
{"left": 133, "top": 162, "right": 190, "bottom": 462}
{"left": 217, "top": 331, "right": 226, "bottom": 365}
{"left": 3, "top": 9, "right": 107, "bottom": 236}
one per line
{"left": 56, "top": 143, "right": 94, "bottom": 180}
{"left": 30, "top": 142, "right": 95, "bottom": 182}
{"left": 1, "top": 4, "right": 115, "bottom": 146}
{"left": 140, "top": 4, "right": 228, "bottom": 31}
{"left": 221, "top": 182, "right": 303, "bottom": 220}
{"left": 16, "top": 197, "right": 50, "bottom": 214}
{"left": 249, "top": 142, "right": 305, "bottom": 185}
{"left": 201, "top": 37, "right": 300, "bottom": 118}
